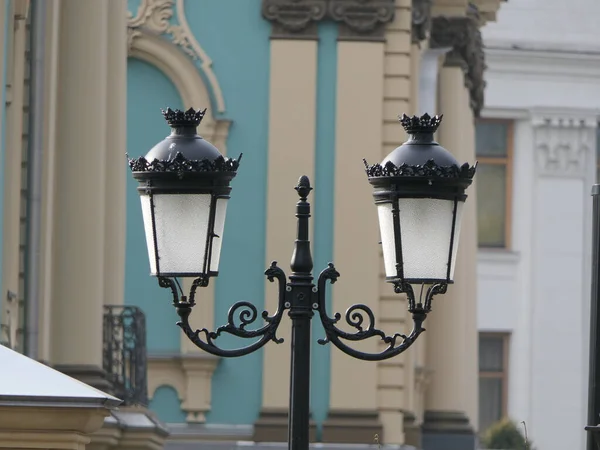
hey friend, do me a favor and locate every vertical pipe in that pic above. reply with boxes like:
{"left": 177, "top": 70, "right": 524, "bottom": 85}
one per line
{"left": 587, "top": 184, "right": 600, "bottom": 450}
{"left": 24, "top": 0, "right": 46, "bottom": 359}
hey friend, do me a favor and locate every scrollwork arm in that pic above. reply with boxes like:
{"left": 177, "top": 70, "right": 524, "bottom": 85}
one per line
{"left": 316, "top": 263, "right": 442, "bottom": 361}
{"left": 160, "top": 261, "right": 288, "bottom": 358}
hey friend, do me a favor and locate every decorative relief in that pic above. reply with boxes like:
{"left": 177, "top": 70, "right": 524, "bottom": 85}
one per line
{"left": 533, "top": 115, "right": 597, "bottom": 178}
{"left": 261, "top": 0, "right": 327, "bottom": 39}
{"left": 411, "top": 0, "right": 432, "bottom": 44}
{"left": 261, "top": 0, "right": 395, "bottom": 40}
{"left": 430, "top": 5, "right": 486, "bottom": 117}
{"left": 128, "top": 0, "right": 226, "bottom": 113}
{"left": 328, "top": 0, "right": 395, "bottom": 41}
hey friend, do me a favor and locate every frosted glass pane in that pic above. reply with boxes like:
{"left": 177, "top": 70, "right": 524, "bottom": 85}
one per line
{"left": 209, "top": 198, "right": 229, "bottom": 272}
{"left": 140, "top": 195, "right": 157, "bottom": 275}
{"left": 153, "top": 193, "right": 212, "bottom": 275}
{"left": 399, "top": 198, "right": 464, "bottom": 281}
{"left": 377, "top": 203, "right": 397, "bottom": 277}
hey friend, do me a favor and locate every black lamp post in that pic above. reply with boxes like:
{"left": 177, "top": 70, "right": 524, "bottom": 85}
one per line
{"left": 128, "top": 109, "right": 476, "bottom": 450}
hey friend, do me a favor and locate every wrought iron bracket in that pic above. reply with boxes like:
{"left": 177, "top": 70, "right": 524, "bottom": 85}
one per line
{"left": 157, "top": 175, "right": 446, "bottom": 361}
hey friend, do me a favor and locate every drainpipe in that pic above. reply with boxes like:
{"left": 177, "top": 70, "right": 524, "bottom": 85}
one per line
{"left": 24, "top": 0, "right": 46, "bottom": 359}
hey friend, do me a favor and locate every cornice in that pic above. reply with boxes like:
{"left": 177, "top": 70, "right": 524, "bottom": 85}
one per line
{"left": 485, "top": 47, "right": 600, "bottom": 82}
{"left": 430, "top": 6, "right": 486, "bottom": 117}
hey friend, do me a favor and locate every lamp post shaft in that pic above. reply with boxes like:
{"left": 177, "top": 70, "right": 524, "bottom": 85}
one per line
{"left": 287, "top": 176, "right": 314, "bottom": 450}
{"left": 587, "top": 185, "right": 600, "bottom": 450}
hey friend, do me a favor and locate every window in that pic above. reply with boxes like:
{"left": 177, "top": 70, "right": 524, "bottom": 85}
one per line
{"left": 478, "top": 333, "right": 509, "bottom": 434}
{"left": 475, "top": 120, "right": 513, "bottom": 248}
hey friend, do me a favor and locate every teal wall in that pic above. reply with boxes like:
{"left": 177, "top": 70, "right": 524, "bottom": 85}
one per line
{"left": 125, "top": 0, "right": 338, "bottom": 428}
{"left": 150, "top": 386, "right": 188, "bottom": 423}
{"left": 184, "top": 0, "right": 270, "bottom": 425}
{"left": 0, "top": 0, "right": 11, "bottom": 324}
{"left": 125, "top": 58, "right": 183, "bottom": 354}
{"left": 311, "top": 22, "right": 338, "bottom": 434}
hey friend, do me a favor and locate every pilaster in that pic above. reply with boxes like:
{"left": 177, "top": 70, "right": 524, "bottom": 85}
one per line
{"left": 422, "top": 64, "right": 477, "bottom": 450}
{"left": 324, "top": 39, "right": 385, "bottom": 445}
{"left": 103, "top": 0, "right": 128, "bottom": 308}
{"left": 527, "top": 109, "right": 597, "bottom": 450}
{"left": 50, "top": 0, "right": 110, "bottom": 391}
{"left": 256, "top": 3, "right": 320, "bottom": 441}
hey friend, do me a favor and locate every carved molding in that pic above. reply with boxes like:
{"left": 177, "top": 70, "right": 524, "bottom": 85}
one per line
{"left": 127, "top": 0, "right": 226, "bottom": 113}
{"left": 329, "top": 0, "right": 395, "bottom": 41}
{"left": 261, "top": 0, "right": 327, "bottom": 39}
{"left": 0, "top": 290, "right": 20, "bottom": 350}
{"left": 430, "top": 5, "right": 485, "bottom": 117}
{"left": 148, "top": 353, "right": 220, "bottom": 423}
{"left": 260, "top": 0, "right": 396, "bottom": 41}
{"left": 412, "top": 0, "right": 432, "bottom": 44}
{"left": 532, "top": 114, "right": 597, "bottom": 178}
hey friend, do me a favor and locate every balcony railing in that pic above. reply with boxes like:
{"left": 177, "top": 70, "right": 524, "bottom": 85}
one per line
{"left": 103, "top": 305, "right": 148, "bottom": 406}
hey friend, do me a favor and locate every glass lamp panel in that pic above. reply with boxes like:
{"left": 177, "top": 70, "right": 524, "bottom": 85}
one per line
{"left": 140, "top": 195, "right": 157, "bottom": 275}
{"left": 147, "top": 193, "right": 212, "bottom": 275}
{"left": 209, "top": 198, "right": 229, "bottom": 273}
{"left": 377, "top": 202, "right": 397, "bottom": 278}
{"left": 398, "top": 198, "right": 464, "bottom": 281}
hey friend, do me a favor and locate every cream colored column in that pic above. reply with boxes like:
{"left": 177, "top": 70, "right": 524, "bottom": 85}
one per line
{"left": 424, "top": 65, "right": 478, "bottom": 428}
{"left": 103, "top": 0, "right": 128, "bottom": 308}
{"left": 50, "top": 0, "right": 109, "bottom": 389}
{"left": 325, "top": 41, "right": 384, "bottom": 439}
{"left": 0, "top": 1, "right": 27, "bottom": 351}
{"left": 38, "top": 0, "right": 61, "bottom": 363}
{"left": 254, "top": 39, "right": 317, "bottom": 440}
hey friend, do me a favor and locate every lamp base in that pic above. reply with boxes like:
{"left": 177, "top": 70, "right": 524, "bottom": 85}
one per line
{"left": 421, "top": 410, "right": 476, "bottom": 450}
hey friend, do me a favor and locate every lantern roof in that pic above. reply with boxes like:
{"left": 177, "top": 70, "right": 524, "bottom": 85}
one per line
{"left": 364, "top": 113, "right": 476, "bottom": 180}
{"left": 127, "top": 107, "right": 241, "bottom": 177}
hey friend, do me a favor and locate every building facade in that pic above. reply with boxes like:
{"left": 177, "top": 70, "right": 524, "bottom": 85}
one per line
{"left": 476, "top": 0, "right": 600, "bottom": 449}
{"left": 0, "top": 0, "right": 504, "bottom": 449}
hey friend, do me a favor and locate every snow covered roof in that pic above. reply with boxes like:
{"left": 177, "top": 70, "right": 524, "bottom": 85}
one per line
{"left": 0, "top": 344, "right": 121, "bottom": 408}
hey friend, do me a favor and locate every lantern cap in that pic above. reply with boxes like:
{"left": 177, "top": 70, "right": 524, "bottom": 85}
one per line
{"left": 127, "top": 107, "right": 241, "bottom": 178}
{"left": 365, "top": 112, "right": 476, "bottom": 180}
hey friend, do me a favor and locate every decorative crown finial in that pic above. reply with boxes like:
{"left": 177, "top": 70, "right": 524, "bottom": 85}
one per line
{"left": 399, "top": 113, "right": 443, "bottom": 134}
{"left": 161, "top": 107, "right": 207, "bottom": 128}
{"left": 295, "top": 175, "right": 312, "bottom": 200}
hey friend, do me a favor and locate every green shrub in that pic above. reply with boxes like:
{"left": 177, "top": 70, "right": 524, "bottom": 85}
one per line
{"left": 482, "top": 418, "right": 532, "bottom": 450}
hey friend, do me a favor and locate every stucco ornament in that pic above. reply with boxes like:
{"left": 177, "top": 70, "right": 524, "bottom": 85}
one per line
{"left": 430, "top": 5, "right": 486, "bottom": 117}
{"left": 411, "top": 0, "right": 432, "bottom": 44}
{"left": 127, "top": 0, "right": 226, "bottom": 113}
{"left": 261, "top": 0, "right": 327, "bottom": 38}
{"left": 532, "top": 114, "right": 597, "bottom": 178}
{"left": 329, "top": 0, "right": 395, "bottom": 40}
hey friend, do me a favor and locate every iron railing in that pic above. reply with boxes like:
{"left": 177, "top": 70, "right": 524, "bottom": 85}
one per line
{"left": 103, "top": 305, "right": 148, "bottom": 406}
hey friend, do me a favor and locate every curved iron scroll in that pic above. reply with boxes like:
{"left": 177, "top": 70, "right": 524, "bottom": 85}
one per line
{"left": 159, "top": 261, "right": 287, "bottom": 358}
{"left": 316, "top": 263, "right": 446, "bottom": 361}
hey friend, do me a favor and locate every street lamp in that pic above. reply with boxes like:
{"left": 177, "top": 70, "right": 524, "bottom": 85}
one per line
{"left": 128, "top": 108, "right": 476, "bottom": 450}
